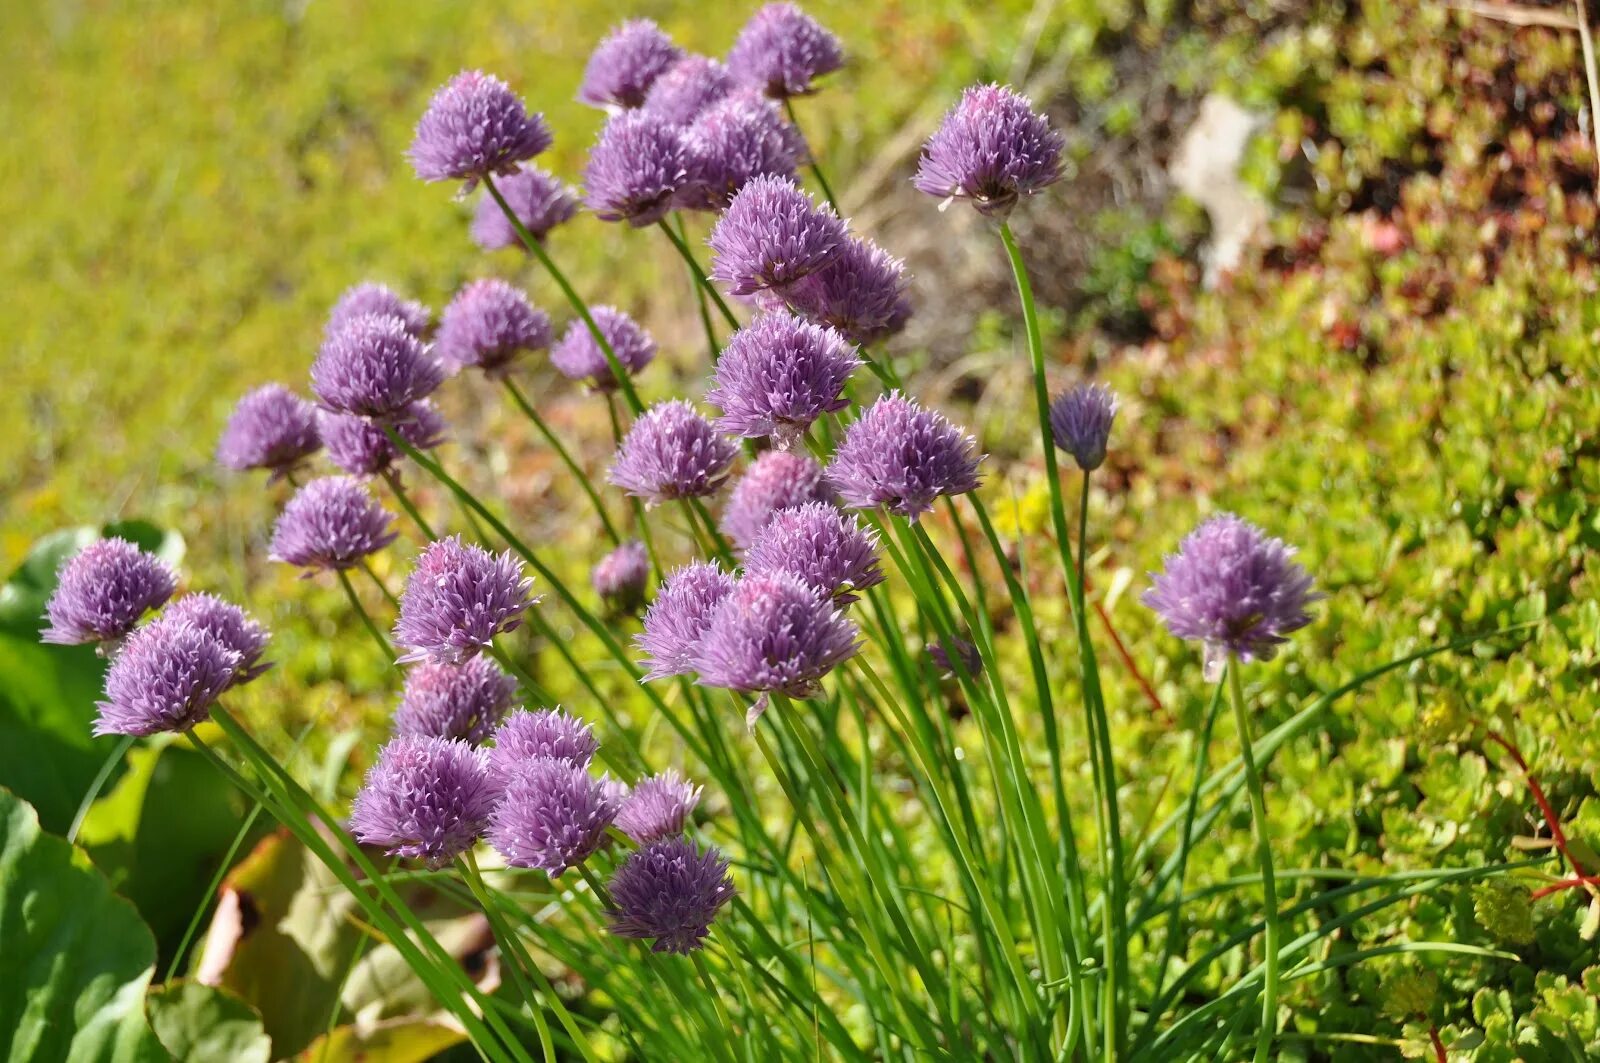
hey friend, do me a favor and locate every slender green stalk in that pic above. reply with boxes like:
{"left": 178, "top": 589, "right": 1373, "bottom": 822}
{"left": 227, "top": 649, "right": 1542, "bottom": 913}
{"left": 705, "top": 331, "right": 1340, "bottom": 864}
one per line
{"left": 782, "top": 98, "right": 840, "bottom": 213}
{"left": 458, "top": 852, "right": 558, "bottom": 1063}
{"left": 381, "top": 468, "right": 438, "bottom": 540}
{"left": 67, "top": 734, "right": 135, "bottom": 843}
{"left": 656, "top": 219, "right": 740, "bottom": 332}
{"left": 358, "top": 558, "right": 400, "bottom": 608}
{"left": 488, "top": 642, "right": 557, "bottom": 707}
{"left": 677, "top": 213, "right": 723, "bottom": 361}
{"left": 336, "top": 568, "right": 396, "bottom": 663}
{"left": 1228, "top": 662, "right": 1279, "bottom": 1062}
{"left": 502, "top": 377, "right": 622, "bottom": 545}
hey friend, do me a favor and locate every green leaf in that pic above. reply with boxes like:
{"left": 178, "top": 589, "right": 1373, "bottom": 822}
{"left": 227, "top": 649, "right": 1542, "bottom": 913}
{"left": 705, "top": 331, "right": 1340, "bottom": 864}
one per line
{"left": 146, "top": 982, "right": 270, "bottom": 1063}
{"left": 293, "top": 1018, "right": 464, "bottom": 1063}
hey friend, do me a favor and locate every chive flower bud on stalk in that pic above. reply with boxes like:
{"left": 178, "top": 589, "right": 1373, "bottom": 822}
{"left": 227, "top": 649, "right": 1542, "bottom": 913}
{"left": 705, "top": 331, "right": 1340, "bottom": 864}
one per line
{"left": 605, "top": 836, "right": 735, "bottom": 954}
{"left": 592, "top": 540, "right": 651, "bottom": 615}
{"left": 311, "top": 313, "right": 445, "bottom": 421}
{"left": 162, "top": 593, "right": 271, "bottom": 686}
{"left": 726, "top": 2, "right": 843, "bottom": 99}
{"left": 42, "top": 538, "right": 178, "bottom": 647}
{"left": 707, "top": 313, "right": 859, "bottom": 447}
{"left": 393, "top": 536, "right": 537, "bottom": 664}
{"left": 636, "top": 561, "right": 737, "bottom": 681}
{"left": 720, "top": 450, "right": 836, "bottom": 552}
{"left": 825, "top": 392, "right": 983, "bottom": 520}
{"left": 93, "top": 617, "right": 247, "bottom": 736}
{"left": 615, "top": 770, "right": 703, "bottom": 842}
{"left": 578, "top": 19, "right": 681, "bottom": 111}
{"left": 350, "top": 735, "right": 498, "bottom": 868}
{"left": 393, "top": 656, "right": 520, "bottom": 744}
{"left": 643, "top": 54, "right": 735, "bottom": 125}
{"left": 487, "top": 756, "right": 621, "bottom": 876}
{"left": 487, "top": 708, "right": 600, "bottom": 782}
{"left": 682, "top": 92, "right": 807, "bottom": 211}
{"left": 607, "top": 400, "right": 739, "bottom": 505}
{"left": 1049, "top": 383, "right": 1119, "bottom": 472}
{"left": 743, "top": 502, "right": 883, "bottom": 605}
{"left": 1143, "top": 513, "right": 1323, "bottom": 682}
{"left": 708, "top": 175, "right": 847, "bottom": 299}
{"left": 409, "top": 70, "right": 552, "bottom": 191}
{"left": 269, "top": 476, "right": 398, "bottom": 573}
{"left": 470, "top": 164, "right": 579, "bottom": 251}
{"left": 583, "top": 111, "right": 693, "bottom": 227}
{"left": 550, "top": 305, "right": 657, "bottom": 391}
{"left": 216, "top": 384, "right": 322, "bottom": 479}
{"left": 782, "top": 235, "right": 911, "bottom": 346}
{"left": 433, "top": 279, "right": 552, "bottom": 377}
{"left": 325, "top": 282, "right": 431, "bottom": 341}
{"left": 317, "top": 402, "right": 447, "bottom": 478}
{"left": 928, "top": 635, "right": 982, "bottom": 678}
{"left": 913, "top": 83, "right": 1065, "bottom": 219}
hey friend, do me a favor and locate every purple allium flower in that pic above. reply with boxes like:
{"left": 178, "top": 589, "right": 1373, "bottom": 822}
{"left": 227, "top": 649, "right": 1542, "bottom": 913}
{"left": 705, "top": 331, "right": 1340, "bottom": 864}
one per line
{"left": 311, "top": 313, "right": 445, "bottom": 421}
{"left": 269, "top": 476, "right": 397, "bottom": 573}
{"left": 93, "top": 618, "right": 241, "bottom": 736}
{"left": 394, "top": 657, "right": 519, "bottom": 744}
{"left": 410, "top": 71, "right": 552, "bottom": 189}
{"left": 393, "top": 536, "right": 536, "bottom": 664}
{"left": 683, "top": 93, "right": 807, "bottom": 210}
{"left": 744, "top": 502, "right": 883, "bottom": 604}
{"left": 579, "top": 19, "right": 681, "bottom": 110}
{"left": 216, "top": 384, "right": 322, "bottom": 478}
{"left": 471, "top": 165, "right": 580, "bottom": 251}
{"left": 1049, "top": 383, "right": 1119, "bottom": 472}
{"left": 707, "top": 313, "right": 859, "bottom": 446}
{"left": 487, "top": 756, "right": 620, "bottom": 876}
{"left": 615, "top": 770, "right": 703, "bottom": 843}
{"left": 826, "top": 392, "right": 982, "bottom": 521}
{"left": 608, "top": 400, "right": 739, "bottom": 505}
{"left": 928, "top": 635, "right": 982, "bottom": 679}
{"left": 1142, "top": 514, "right": 1322, "bottom": 681}
{"left": 635, "top": 561, "right": 736, "bottom": 680}
{"left": 643, "top": 55, "right": 734, "bottom": 125}
{"left": 913, "top": 83, "right": 1064, "bottom": 219}
{"left": 42, "top": 538, "right": 178, "bottom": 647}
{"left": 592, "top": 540, "right": 650, "bottom": 614}
{"left": 720, "top": 451, "right": 835, "bottom": 551}
{"left": 318, "top": 402, "right": 447, "bottom": 478}
{"left": 550, "top": 306, "right": 657, "bottom": 391}
{"left": 487, "top": 708, "right": 599, "bottom": 781}
{"left": 606, "top": 836, "right": 735, "bottom": 954}
{"left": 326, "top": 283, "right": 431, "bottom": 342}
{"left": 783, "top": 236, "right": 910, "bottom": 346}
{"left": 583, "top": 111, "right": 692, "bottom": 227}
{"left": 350, "top": 736, "right": 497, "bottom": 867}
{"left": 434, "top": 279, "right": 552, "bottom": 377}
{"left": 162, "top": 593, "right": 271, "bottom": 686}
{"left": 726, "top": 3, "right": 843, "bottom": 99}
{"left": 708, "top": 176, "right": 847, "bottom": 298}
{"left": 695, "top": 571, "right": 860, "bottom": 721}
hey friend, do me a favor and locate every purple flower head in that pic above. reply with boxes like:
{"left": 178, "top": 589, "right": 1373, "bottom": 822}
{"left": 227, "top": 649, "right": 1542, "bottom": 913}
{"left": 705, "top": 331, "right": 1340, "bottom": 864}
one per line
{"left": 583, "top": 111, "right": 692, "bottom": 227}
{"left": 615, "top": 770, "right": 703, "bottom": 843}
{"left": 487, "top": 756, "right": 620, "bottom": 876}
{"left": 928, "top": 635, "right": 982, "bottom": 679}
{"left": 1143, "top": 514, "right": 1322, "bottom": 681}
{"left": 592, "top": 540, "right": 651, "bottom": 615}
{"left": 578, "top": 19, "right": 682, "bottom": 110}
{"left": 410, "top": 71, "right": 552, "bottom": 189}
{"left": 643, "top": 55, "right": 735, "bottom": 125}
{"left": 784, "top": 236, "right": 910, "bottom": 345}
{"left": 471, "top": 165, "right": 580, "bottom": 251}
{"left": 914, "top": 83, "right": 1064, "bottom": 218}
{"left": 42, "top": 538, "right": 177, "bottom": 646}
{"left": 606, "top": 837, "right": 735, "bottom": 954}
{"left": 826, "top": 392, "right": 982, "bottom": 520}
{"left": 350, "top": 736, "right": 497, "bottom": 867}
{"left": 393, "top": 657, "right": 519, "bottom": 744}
{"left": 216, "top": 384, "right": 322, "bottom": 479}
{"left": 1049, "top": 383, "right": 1119, "bottom": 472}
{"left": 435, "top": 279, "right": 552, "bottom": 377}
{"left": 311, "top": 313, "right": 445, "bottom": 421}
{"left": 608, "top": 400, "right": 739, "bottom": 505}
{"left": 709, "top": 176, "right": 847, "bottom": 298}
{"left": 326, "top": 283, "right": 431, "bottom": 341}
{"left": 270, "top": 476, "right": 397, "bottom": 573}
{"left": 488, "top": 708, "right": 599, "bottom": 782}
{"left": 707, "top": 314, "right": 859, "bottom": 446}
{"left": 162, "top": 593, "right": 271, "bottom": 686}
{"left": 720, "top": 451, "right": 835, "bottom": 551}
{"left": 727, "top": 3, "right": 843, "bottom": 99}
{"left": 394, "top": 536, "right": 536, "bottom": 664}
{"left": 744, "top": 502, "right": 883, "bottom": 604}
{"left": 93, "top": 618, "right": 241, "bottom": 736}
{"left": 550, "top": 306, "right": 657, "bottom": 391}
{"left": 635, "top": 561, "right": 736, "bottom": 681}
{"left": 318, "top": 402, "right": 447, "bottom": 478}
{"left": 683, "top": 92, "right": 806, "bottom": 210}
{"left": 695, "top": 570, "right": 860, "bottom": 722}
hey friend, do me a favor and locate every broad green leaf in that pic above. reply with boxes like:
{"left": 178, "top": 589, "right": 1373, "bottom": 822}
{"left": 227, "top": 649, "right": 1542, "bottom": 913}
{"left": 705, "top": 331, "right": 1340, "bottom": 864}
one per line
{"left": 146, "top": 982, "right": 270, "bottom": 1063}
{"left": 293, "top": 1018, "right": 465, "bottom": 1063}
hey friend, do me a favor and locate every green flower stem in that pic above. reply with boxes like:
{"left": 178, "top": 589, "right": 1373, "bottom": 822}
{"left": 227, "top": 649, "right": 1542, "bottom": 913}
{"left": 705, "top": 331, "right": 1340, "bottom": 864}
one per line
{"left": 1228, "top": 661, "right": 1280, "bottom": 1063}
{"left": 67, "top": 734, "right": 135, "bottom": 844}
{"left": 482, "top": 173, "right": 643, "bottom": 416}
{"left": 782, "top": 98, "right": 840, "bottom": 214}
{"left": 380, "top": 467, "right": 438, "bottom": 541}
{"left": 358, "top": 558, "right": 399, "bottom": 608}
{"left": 502, "top": 376, "right": 623, "bottom": 545}
{"left": 336, "top": 568, "right": 396, "bottom": 663}
{"left": 488, "top": 641, "right": 556, "bottom": 707}
{"left": 684, "top": 496, "right": 735, "bottom": 565}
{"left": 677, "top": 212, "right": 723, "bottom": 362}
{"left": 656, "top": 219, "right": 741, "bottom": 333}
